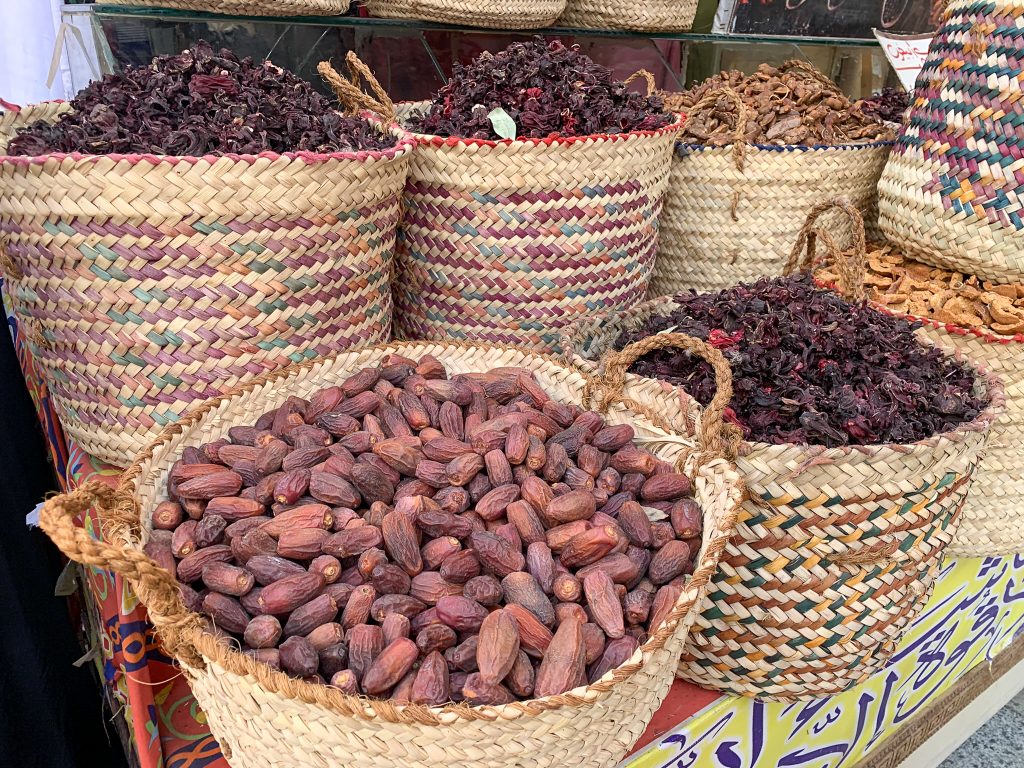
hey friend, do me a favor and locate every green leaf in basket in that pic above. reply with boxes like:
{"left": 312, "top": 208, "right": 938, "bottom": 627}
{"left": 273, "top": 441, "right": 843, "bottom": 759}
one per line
{"left": 488, "top": 107, "right": 517, "bottom": 140}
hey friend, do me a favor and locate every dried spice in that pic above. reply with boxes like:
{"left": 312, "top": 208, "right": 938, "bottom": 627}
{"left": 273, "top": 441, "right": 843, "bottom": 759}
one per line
{"left": 407, "top": 37, "right": 673, "bottom": 140}
{"left": 8, "top": 41, "right": 394, "bottom": 156}
{"left": 671, "top": 62, "right": 895, "bottom": 147}
{"left": 857, "top": 87, "right": 911, "bottom": 125}
{"left": 616, "top": 275, "right": 986, "bottom": 447}
{"left": 159, "top": 355, "right": 706, "bottom": 704}
{"left": 817, "top": 243, "right": 1024, "bottom": 337}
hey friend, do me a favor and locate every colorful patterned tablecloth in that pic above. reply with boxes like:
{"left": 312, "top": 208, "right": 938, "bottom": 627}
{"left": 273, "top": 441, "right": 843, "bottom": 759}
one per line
{"left": 8, "top": 282, "right": 1024, "bottom": 768}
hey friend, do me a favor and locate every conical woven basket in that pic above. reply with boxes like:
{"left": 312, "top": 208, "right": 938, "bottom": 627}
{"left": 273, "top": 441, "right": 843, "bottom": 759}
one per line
{"left": 0, "top": 100, "right": 71, "bottom": 152}
{"left": 814, "top": 238, "right": 1024, "bottom": 559}
{"left": 653, "top": 140, "right": 892, "bottom": 296}
{"left": 0, "top": 90, "right": 413, "bottom": 466}
{"left": 878, "top": 0, "right": 1024, "bottom": 286}
{"left": 365, "top": 0, "right": 565, "bottom": 27}
{"left": 39, "top": 340, "right": 742, "bottom": 768}
{"left": 106, "top": 0, "right": 347, "bottom": 15}
{"left": 558, "top": 0, "right": 698, "bottom": 32}
{"left": 392, "top": 99, "right": 682, "bottom": 351}
{"left": 562, "top": 283, "right": 1004, "bottom": 698}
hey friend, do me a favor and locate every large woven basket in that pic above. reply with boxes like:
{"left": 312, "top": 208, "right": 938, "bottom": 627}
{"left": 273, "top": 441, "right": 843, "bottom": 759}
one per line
{"left": 563, "top": 290, "right": 1004, "bottom": 698}
{"left": 653, "top": 140, "right": 892, "bottom": 296}
{"left": 558, "top": 0, "right": 698, "bottom": 32}
{"left": 878, "top": 0, "right": 1024, "bottom": 285}
{"left": 392, "top": 101, "right": 682, "bottom": 351}
{"left": 0, "top": 90, "right": 413, "bottom": 466}
{"left": 365, "top": 0, "right": 565, "bottom": 27}
{"left": 40, "top": 340, "right": 742, "bottom": 768}
{"left": 106, "top": 0, "right": 347, "bottom": 15}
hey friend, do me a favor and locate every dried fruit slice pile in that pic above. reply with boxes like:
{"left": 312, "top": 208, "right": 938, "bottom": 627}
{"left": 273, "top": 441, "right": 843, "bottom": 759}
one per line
{"left": 146, "top": 354, "right": 704, "bottom": 705}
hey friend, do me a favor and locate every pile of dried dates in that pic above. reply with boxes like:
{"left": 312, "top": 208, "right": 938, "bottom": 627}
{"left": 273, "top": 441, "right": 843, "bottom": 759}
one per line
{"left": 672, "top": 62, "right": 895, "bottom": 147}
{"left": 817, "top": 243, "right": 1024, "bottom": 336}
{"left": 145, "top": 354, "right": 705, "bottom": 705}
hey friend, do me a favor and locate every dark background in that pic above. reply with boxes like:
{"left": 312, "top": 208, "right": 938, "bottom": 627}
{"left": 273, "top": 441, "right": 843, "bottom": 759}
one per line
{"left": 727, "top": 0, "right": 944, "bottom": 38}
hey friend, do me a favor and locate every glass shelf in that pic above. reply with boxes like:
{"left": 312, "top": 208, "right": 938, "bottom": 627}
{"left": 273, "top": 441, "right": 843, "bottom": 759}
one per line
{"left": 91, "top": 4, "right": 883, "bottom": 47}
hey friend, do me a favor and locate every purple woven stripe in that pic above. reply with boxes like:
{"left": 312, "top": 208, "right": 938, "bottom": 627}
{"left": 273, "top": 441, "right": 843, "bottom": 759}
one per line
{"left": 406, "top": 193, "right": 655, "bottom": 228}
{"left": 406, "top": 179, "right": 644, "bottom": 205}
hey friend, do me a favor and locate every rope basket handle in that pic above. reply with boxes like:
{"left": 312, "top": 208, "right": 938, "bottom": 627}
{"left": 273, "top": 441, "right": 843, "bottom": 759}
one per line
{"left": 318, "top": 51, "right": 397, "bottom": 125}
{"left": 594, "top": 333, "right": 740, "bottom": 461}
{"left": 784, "top": 196, "right": 866, "bottom": 303}
{"left": 623, "top": 70, "right": 657, "bottom": 97}
{"left": 688, "top": 86, "right": 747, "bottom": 171}
{"left": 780, "top": 59, "right": 838, "bottom": 90}
{"left": 39, "top": 480, "right": 207, "bottom": 669}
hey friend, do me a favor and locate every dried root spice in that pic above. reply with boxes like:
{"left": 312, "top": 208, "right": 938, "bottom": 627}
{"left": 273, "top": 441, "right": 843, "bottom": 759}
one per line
{"left": 8, "top": 41, "right": 395, "bottom": 156}
{"left": 615, "top": 275, "right": 986, "bottom": 448}
{"left": 157, "top": 355, "right": 704, "bottom": 704}
{"left": 671, "top": 62, "right": 895, "bottom": 147}
{"left": 407, "top": 37, "right": 673, "bottom": 140}
{"left": 818, "top": 243, "right": 1024, "bottom": 337}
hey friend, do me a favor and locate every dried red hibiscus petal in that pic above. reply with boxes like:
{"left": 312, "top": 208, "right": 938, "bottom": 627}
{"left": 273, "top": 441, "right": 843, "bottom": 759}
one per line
{"left": 407, "top": 37, "right": 673, "bottom": 141}
{"left": 8, "top": 41, "right": 395, "bottom": 156}
{"left": 615, "top": 275, "right": 987, "bottom": 448}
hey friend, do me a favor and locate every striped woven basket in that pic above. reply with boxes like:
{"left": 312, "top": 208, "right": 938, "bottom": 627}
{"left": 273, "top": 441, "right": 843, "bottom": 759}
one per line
{"left": 365, "top": 0, "right": 565, "bottom": 27}
{"left": 392, "top": 98, "right": 682, "bottom": 351}
{"left": 561, "top": 272, "right": 1004, "bottom": 698}
{"left": 0, "top": 65, "right": 414, "bottom": 466}
{"left": 878, "top": 0, "right": 1024, "bottom": 285}
{"left": 106, "top": 0, "right": 348, "bottom": 15}
{"left": 39, "top": 340, "right": 742, "bottom": 768}
{"left": 558, "top": 0, "right": 698, "bottom": 32}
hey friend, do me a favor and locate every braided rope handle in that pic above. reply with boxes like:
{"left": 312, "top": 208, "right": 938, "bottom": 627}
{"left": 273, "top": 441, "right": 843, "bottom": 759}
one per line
{"left": 784, "top": 196, "right": 866, "bottom": 303}
{"left": 780, "top": 59, "right": 838, "bottom": 90}
{"left": 689, "top": 86, "right": 747, "bottom": 171}
{"left": 623, "top": 70, "right": 657, "bottom": 97}
{"left": 39, "top": 480, "right": 207, "bottom": 669}
{"left": 595, "top": 333, "right": 740, "bottom": 461}
{"left": 318, "top": 51, "right": 397, "bottom": 125}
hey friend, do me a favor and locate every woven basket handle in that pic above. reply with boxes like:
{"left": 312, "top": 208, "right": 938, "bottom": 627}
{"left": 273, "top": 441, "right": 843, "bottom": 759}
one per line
{"left": 689, "top": 86, "right": 747, "bottom": 171}
{"left": 784, "top": 196, "right": 866, "bottom": 303}
{"left": 781, "top": 59, "right": 837, "bottom": 89}
{"left": 318, "top": 51, "right": 397, "bottom": 125}
{"left": 39, "top": 480, "right": 207, "bottom": 669}
{"left": 623, "top": 70, "right": 656, "bottom": 97}
{"left": 595, "top": 333, "right": 740, "bottom": 461}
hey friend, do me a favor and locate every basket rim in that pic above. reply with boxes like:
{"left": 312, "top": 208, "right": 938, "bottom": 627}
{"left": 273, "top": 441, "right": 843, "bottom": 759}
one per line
{"left": 116, "top": 339, "right": 743, "bottom": 726}
{"left": 396, "top": 100, "right": 685, "bottom": 149}
{"left": 0, "top": 101, "right": 416, "bottom": 165}
{"left": 565, "top": 295, "right": 1007, "bottom": 458}
{"left": 675, "top": 138, "right": 895, "bottom": 154}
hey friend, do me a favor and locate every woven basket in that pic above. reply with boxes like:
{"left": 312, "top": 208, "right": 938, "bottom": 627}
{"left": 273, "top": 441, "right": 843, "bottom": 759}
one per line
{"left": 562, "top": 271, "right": 1004, "bottom": 698}
{"left": 0, "top": 100, "right": 71, "bottom": 153}
{"left": 654, "top": 140, "right": 892, "bottom": 296}
{"left": 558, "top": 0, "right": 698, "bottom": 32}
{"left": 40, "top": 340, "right": 742, "bottom": 768}
{"left": 106, "top": 0, "right": 347, "bottom": 15}
{"left": 365, "top": 0, "right": 565, "bottom": 27}
{"left": 0, "top": 66, "right": 414, "bottom": 466}
{"left": 878, "top": 0, "right": 1024, "bottom": 285}
{"left": 392, "top": 99, "right": 682, "bottom": 351}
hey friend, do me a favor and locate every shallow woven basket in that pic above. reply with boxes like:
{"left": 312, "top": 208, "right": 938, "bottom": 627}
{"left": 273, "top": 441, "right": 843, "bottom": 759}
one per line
{"left": 0, "top": 83, "right": 413, "bottom": 466}
{"left": 558, "top": 0, "right": 698, "bottom": 32}
{"left": 562, "top": 281, "right": 1004, "bottom": 698}
{"left": 365, "top": 0, "right": 564, "bottom": 27}
{"left": 40, "top": 340, "right": 742, "bottom": 768}
{"left": 878, "top": 0, "right": 1024, "bottom": 286}
{"left": 392, "top": 98, "right": 682, "bottom": 351}
{"left": 106, "top": 0, "right": 347, "bottom": 15}
{"left": 653, "top": 140, "right": 892, "bottom": 296}
{"left": 0, "top": 100, "right": 71, "bottom": 153}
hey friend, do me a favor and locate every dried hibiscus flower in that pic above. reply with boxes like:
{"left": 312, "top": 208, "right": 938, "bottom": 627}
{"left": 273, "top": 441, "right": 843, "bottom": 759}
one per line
{"left": 407, "top": 37, "right": 674, "bottom": 141}
{"left": 8, "top": 41, "right": 395, "bottom": 156}
{"left": 615, "top": 275, "right": 986, "bottom": 448}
